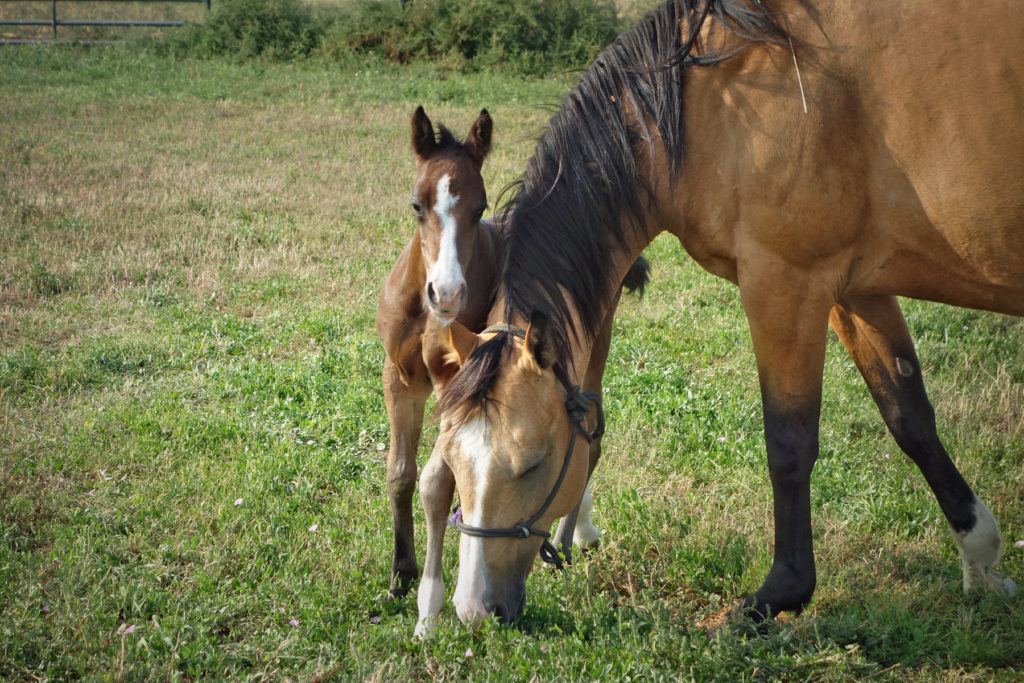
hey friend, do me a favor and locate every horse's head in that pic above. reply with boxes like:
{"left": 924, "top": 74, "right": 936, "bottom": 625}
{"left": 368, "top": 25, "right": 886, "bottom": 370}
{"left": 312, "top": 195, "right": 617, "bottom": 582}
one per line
{"left": 410, "top": 106, "right": 492, "bottom": 326}
{"left": 424, "top": 313, "right": 596, "bottom": 624}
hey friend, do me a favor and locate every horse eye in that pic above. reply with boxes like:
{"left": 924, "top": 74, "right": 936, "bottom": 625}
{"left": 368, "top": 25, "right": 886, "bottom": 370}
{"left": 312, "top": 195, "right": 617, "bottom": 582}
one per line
{"left": 473, "top": 206, "right": 486, "bottom": 222}
{"left": 411, "top": 201, "right": 424, "bottom": 217}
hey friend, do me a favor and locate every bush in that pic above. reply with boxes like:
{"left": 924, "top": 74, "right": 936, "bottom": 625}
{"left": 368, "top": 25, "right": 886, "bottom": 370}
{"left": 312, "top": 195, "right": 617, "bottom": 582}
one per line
{"left": 324, "top": 0, "right": 623, "bottom": 74}
{"left": 168, "top": 0, "right": 324, "bottom": 60}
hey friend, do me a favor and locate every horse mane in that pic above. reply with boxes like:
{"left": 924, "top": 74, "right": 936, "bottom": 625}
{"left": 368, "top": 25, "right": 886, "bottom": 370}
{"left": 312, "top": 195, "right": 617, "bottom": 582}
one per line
{"left": 435, "top": 123, "right": 461, "bottom": 151}
{"left": 439, "top": 0, "right": 788, "bottom": 418}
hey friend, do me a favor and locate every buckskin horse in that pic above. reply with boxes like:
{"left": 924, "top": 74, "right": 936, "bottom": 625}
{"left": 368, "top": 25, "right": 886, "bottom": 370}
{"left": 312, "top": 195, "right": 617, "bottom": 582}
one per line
{"left": 376, "top": 107, "right": 648, "bottom": 604}
{"left": 416, "top": 0, "right": 1022, "bottom": 631}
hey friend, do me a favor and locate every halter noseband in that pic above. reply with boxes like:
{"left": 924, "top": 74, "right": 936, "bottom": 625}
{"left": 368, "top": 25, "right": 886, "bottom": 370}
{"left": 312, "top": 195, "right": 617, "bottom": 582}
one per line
{"left": 448, "top": 324, "right": 605, "bottom": 570}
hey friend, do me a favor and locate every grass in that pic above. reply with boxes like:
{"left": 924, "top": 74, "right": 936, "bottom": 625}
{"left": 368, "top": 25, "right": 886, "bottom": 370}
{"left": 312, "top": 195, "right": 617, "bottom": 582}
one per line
{"left": 1, "top": 45, "right": 1023, "bottom": 680}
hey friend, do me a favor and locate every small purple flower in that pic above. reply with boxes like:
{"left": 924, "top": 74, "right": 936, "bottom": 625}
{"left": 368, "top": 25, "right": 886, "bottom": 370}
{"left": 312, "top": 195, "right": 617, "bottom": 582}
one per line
{"left": 289, "top": 618, "right": 300, "bottom": 627}
{"left": 370, "top": 615, "right": 381, "bottom": 625}
{"left": 124, "top": 624, "right": 136, "bottom": 635}
{"left": 41, "top": 605, "right": 50, "bottom": 614}
{"left": 448, "top": 506, "right": 463, "bottom": 526}
{"left": 1015, "top": 540, "right": 1024, "bottom": 548}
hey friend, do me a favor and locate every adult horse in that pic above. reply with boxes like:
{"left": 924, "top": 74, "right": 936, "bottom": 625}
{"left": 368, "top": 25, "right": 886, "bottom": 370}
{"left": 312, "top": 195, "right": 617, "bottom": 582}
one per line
{"left": 377, "top": 107, "right": 648, "bottom": 600}
{"left": 419, "top": 0, "right": 1022, "bottom": 629}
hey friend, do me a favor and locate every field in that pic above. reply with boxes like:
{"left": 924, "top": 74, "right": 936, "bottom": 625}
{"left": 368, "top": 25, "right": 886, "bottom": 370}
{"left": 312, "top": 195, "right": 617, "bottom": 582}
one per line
{"left": 1, "top": 45, "right": 1023, "bottom": 680}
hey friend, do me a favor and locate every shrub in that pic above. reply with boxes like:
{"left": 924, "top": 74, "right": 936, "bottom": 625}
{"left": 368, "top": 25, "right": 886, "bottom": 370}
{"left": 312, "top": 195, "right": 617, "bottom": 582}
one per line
{"left": 324, "top": 0, "right": 623, "bottom": 74}
{"left": 168, "top": 0, "right": 324, "bottom": 60}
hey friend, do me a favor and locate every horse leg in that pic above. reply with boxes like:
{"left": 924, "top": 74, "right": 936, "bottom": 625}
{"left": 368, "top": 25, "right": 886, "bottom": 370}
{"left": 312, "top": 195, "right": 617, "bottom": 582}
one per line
{"left": 738, "top": 275, "right": 833, "bottom": 620}
{"left": 552, "top": 288, "right": 621, "bottom": 562}
{"left": 383, "top": 357, "right": 431, "bottom": 598}
{"left": 415, "top": 451, "right": 456, "bottom": 637}
{"left": 829, "top": 295, "right": 1016, "bottom": 595}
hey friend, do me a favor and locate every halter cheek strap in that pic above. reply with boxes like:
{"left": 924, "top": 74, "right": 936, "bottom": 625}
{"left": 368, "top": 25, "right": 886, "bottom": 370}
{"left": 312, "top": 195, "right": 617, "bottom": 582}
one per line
{"left": 448, "top": 324, "right": 605, "bottom": 570}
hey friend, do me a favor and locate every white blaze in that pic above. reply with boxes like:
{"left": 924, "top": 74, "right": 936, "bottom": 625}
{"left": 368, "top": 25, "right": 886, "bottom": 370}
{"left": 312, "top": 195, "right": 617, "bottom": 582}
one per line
{"left": 425, "top": 174, "right": 466, "bottom": 320}
{"left": 452, "top": 415, "right": 492, "bottom": 623}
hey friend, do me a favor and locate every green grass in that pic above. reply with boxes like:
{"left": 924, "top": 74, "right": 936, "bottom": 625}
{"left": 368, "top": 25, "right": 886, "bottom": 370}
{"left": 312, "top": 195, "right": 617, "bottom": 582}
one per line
{"left": 1, "top": 46, "right": 1023, "bottom": 680}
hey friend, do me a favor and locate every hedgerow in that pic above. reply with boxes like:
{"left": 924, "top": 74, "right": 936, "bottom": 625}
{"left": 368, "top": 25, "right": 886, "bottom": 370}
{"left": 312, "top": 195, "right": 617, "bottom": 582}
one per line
{"left": 163, "top": 0, "right": 623, "bottom": 73}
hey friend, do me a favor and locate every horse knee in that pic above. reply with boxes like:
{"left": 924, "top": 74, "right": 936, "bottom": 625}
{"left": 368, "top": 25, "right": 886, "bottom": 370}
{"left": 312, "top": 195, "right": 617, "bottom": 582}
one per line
{"left": 387, "top": 456, "right": 417, "bottom": 501}
{"left": 764, "top": 422, "right": 817, "bottom": 488}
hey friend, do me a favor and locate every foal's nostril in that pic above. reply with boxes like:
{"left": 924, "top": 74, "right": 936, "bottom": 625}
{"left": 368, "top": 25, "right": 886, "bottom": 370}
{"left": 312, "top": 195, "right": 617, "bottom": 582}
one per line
{"left": 426, "top": 282, "right": 438, "bottom": 307}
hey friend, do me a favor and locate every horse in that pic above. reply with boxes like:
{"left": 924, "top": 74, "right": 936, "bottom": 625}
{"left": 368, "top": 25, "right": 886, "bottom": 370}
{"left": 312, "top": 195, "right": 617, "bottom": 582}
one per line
{"left": 376, "top": 107, "right": 649, "bottom": 602}
{"left": 418, "top": 0, "right": 1022, "bottom": 630}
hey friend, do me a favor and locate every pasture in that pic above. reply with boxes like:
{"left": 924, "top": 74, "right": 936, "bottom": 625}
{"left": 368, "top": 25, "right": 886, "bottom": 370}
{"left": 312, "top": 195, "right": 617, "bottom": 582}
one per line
{"left": 1, "top": 45, "right": 1023, "bottom": 680}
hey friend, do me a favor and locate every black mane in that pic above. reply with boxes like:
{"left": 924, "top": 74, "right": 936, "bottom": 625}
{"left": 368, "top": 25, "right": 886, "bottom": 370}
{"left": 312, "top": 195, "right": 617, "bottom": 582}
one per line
{"left": 439, "top": 0, "right": 787, "bottom": 417}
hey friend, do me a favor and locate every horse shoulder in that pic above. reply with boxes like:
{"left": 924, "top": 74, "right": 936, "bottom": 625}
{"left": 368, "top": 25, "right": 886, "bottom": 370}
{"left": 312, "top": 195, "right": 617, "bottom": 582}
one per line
{"left": 377, "top": 237, "right": 429, "bottom": 386}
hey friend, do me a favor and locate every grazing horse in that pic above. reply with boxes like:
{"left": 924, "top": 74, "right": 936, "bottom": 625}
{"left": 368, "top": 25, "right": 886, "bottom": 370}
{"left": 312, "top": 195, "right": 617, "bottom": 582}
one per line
{"left": 420, "top": 0, "right": 1022, "bottom": 629}
{"left": 377, "top": 107, "right": 648, "bottom": 601}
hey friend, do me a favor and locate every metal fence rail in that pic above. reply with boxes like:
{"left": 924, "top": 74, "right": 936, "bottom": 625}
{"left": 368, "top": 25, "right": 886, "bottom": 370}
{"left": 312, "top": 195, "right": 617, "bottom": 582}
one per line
{"left": 1, "top": 0, "right": 208, "bottom": 43}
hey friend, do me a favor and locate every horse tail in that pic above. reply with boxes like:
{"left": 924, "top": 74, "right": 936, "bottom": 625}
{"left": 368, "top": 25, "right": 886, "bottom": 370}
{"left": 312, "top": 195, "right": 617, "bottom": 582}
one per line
{"left": 622, "top": 256, "right": 651, "bottom": 298}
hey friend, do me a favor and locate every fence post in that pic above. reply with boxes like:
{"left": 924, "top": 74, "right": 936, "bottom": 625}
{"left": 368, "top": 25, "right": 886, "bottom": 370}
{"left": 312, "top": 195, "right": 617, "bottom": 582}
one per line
{"left": 51, "top": 0, "right": 57, "bottom": 39}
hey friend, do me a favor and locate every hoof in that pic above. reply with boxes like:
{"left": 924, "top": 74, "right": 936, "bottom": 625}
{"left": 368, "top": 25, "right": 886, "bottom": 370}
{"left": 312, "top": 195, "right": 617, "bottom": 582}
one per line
{"left": 699, "top": 600, "right": 778, "bottom": 639}
{"left": 388, "top": 573, "right": 417, "bottom": 600}
{"left": 967, "top": 568, "right": 1017, "bottom": 597}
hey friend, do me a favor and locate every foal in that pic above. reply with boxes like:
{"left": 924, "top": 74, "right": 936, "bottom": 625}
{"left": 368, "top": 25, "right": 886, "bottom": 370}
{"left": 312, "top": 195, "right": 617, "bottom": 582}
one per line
{"left": 377, "top": 106, "right": 498, "bottom": 597}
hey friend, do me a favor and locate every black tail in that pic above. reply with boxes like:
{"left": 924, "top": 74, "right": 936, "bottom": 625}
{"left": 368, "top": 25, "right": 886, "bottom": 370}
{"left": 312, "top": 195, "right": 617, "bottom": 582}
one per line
{"left": 622, "top": 256, "right": 650, "bottom": 298}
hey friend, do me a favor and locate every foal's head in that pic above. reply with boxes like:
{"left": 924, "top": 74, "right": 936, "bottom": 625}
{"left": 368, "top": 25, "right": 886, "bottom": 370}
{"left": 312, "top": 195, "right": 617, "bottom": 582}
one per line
{"left": 410, "top": 106, "right": 492, "bottom": 325}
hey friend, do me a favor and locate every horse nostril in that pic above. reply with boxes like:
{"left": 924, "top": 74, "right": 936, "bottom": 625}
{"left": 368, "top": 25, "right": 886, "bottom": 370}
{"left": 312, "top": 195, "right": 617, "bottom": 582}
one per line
{"left": 426, "top": 282, "right": 438, "bottom": 306}
{"left": 489, "top": 600, "right": 521, "bottom": 624}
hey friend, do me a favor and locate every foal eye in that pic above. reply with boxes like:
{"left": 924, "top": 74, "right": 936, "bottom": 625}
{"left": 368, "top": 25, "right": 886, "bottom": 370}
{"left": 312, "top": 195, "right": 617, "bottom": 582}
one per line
{"left": 410, "top": 201, "right": 424, "bottom": 217}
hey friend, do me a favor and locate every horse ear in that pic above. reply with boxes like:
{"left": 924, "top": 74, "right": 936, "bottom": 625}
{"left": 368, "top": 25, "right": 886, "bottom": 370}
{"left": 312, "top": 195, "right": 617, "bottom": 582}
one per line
{"left": 423, "top": 320, "right": 480, "bottom": 388}
{"left": 525, "top": 310, "right": 558, "bottom": 372}
{"left": 412, "top": 106, "right": 436, "bottom": 160}
{"left": 464, "top": 109, "right": 492, "bottom": 164}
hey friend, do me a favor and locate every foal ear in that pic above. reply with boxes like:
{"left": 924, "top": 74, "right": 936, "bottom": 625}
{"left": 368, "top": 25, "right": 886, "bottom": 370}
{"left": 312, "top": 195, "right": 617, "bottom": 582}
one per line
{"left": 524, "top": 310, "right": 558, "bottom": 372}
{"left": 412, "top": 106, "right": 436, "bottom": 160}
{"left": 464, "top": 109, "right": 492, "bottom": 164}
{"left": 423, "top": 320, "right": 480, "bottom": 388}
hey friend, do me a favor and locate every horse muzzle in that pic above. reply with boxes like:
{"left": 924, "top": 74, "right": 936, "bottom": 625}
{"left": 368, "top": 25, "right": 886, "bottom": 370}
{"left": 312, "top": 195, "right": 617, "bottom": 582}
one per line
{"left": 453, "top": 579, "right": 526, "bottom": 625}
{"left": 425, "top": 280, "right": 465, "bottom": 325}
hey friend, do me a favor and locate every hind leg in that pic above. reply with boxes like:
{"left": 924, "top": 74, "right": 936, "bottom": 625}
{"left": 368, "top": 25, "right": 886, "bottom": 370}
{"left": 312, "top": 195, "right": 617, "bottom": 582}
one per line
{"left": 383, "top": 357, "right": 431, "bottom": 597}
{"left": 830, "top": 295, "right": 1016, "bottom": 595}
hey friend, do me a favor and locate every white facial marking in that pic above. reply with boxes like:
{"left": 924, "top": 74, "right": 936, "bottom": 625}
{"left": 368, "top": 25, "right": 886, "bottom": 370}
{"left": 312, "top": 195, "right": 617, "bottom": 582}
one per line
{"left": 952, "top": 497, "right": 1016, "bottom": 595}
{"left": 425, "top": 174, "right": 466, "bottom": 323}
{"left": 573, "top": 484, "right": 601, "bottom": 548}
{"left": 452, "top": 415, "right": 492, "bottom": 624}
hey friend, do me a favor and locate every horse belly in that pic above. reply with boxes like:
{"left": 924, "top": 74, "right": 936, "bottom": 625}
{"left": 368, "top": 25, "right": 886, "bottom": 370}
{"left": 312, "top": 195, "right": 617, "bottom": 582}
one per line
{"left": 827, "top": 2, "right": 1024, "bottom": 313}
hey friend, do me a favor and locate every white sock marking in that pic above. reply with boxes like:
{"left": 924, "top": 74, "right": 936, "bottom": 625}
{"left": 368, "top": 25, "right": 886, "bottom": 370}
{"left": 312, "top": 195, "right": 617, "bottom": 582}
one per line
{"left": 573, "top": 484, "right": 601, "bottom": 547}
{"left": 452, "top": 415, "right": 493, "bottom": 623}
{"left": 952, "top": 497, "right": 1016, "bottom": 595}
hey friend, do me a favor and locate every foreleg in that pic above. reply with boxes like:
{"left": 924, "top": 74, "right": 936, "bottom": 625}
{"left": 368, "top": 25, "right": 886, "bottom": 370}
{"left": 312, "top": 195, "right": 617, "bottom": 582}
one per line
{"left": 383, "top": 357, "right": 431, "bottom": 597}
{"left": 415, "top": 452, "right": 455, "bottom": 637}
